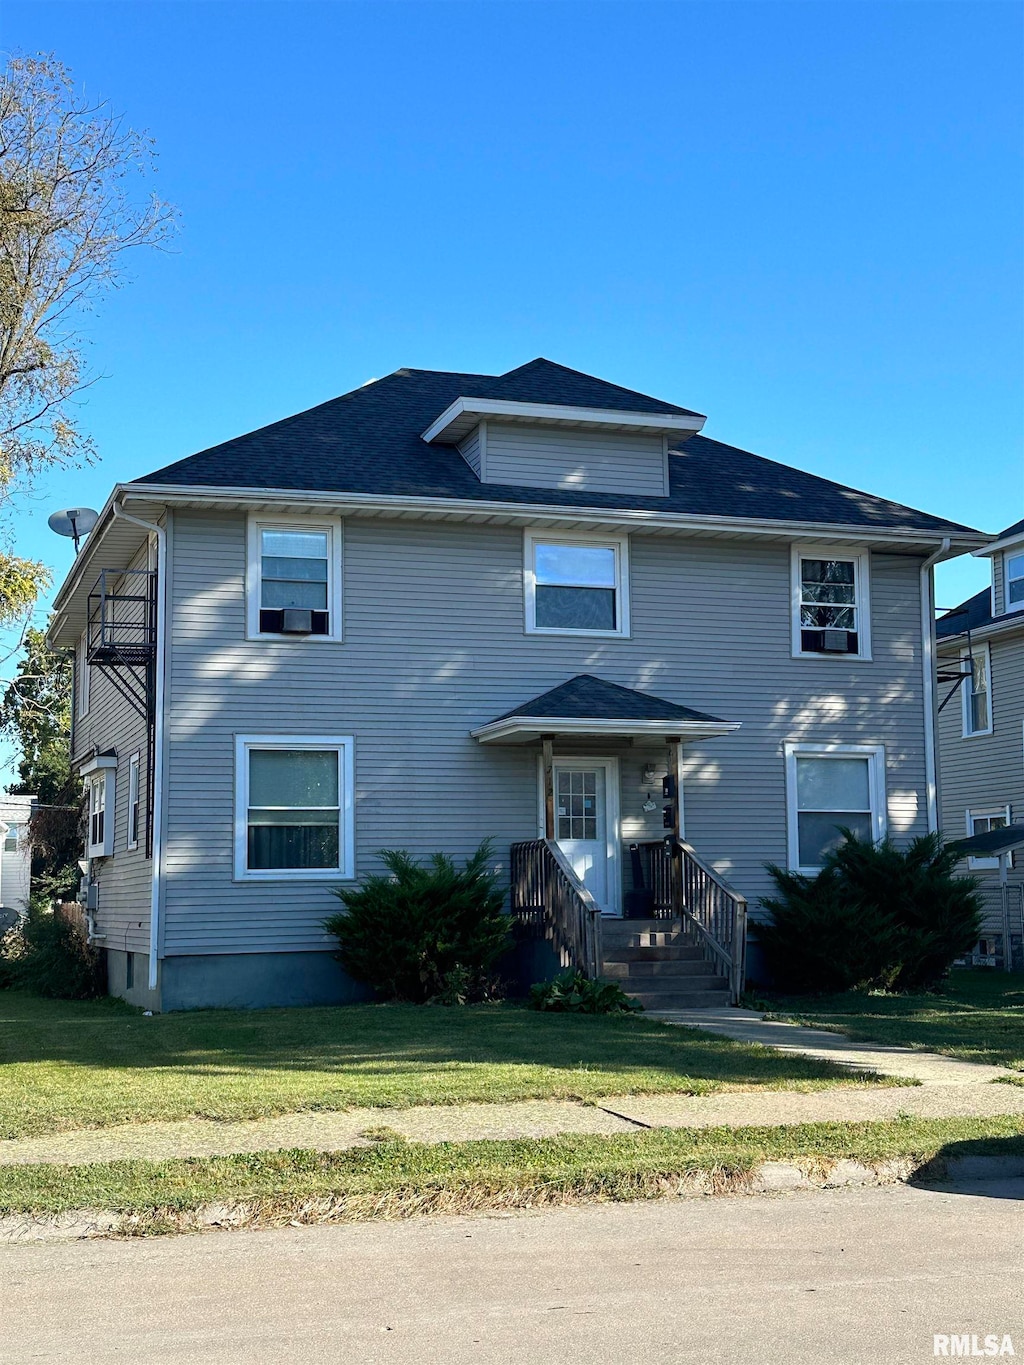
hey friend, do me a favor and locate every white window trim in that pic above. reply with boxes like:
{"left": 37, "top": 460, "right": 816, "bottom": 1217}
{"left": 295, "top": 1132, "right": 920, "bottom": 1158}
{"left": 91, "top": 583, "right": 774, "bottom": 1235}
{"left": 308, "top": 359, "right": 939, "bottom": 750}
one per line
{"left": 961, "top": 642, "right": 993, "bottom": 738}
{"left": 1006, "top": 552, "right": 1024, "bottom": 611}
{"left": 78, "top": 633, "right": 90, "bottom": 717}
{"left": 245, "top": 514, "right": 344, "bottom": 643}
{"left": 234, "top": 734, "right": 355, "bottom": 882}
{"left": 523, "top": 529, "right": 631, "bottom": 638}
{"left": 790, "top": 544, "right": 872, "bottom": 661}
{"left": 966, "top": 805, "right": 1012, "bottom": 872}
{"left": 84, "top": 764, "right": 116, "bottom": 860}
{"left": 3, "top": 821, "right": 17, "bottom": 853}
{"left": 126, "top": 750, "right": 141, "bottom": 851}
{"left": 784, "top": 742, "right": 886, "bottom": 874}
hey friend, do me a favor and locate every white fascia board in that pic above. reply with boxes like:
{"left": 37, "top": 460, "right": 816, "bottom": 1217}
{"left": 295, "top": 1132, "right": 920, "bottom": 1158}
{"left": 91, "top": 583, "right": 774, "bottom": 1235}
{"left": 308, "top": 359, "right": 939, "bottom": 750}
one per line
{"left": 421, "top": 396, "right": 706, "bottom": 444}
{"left": 471, "top": 716, "right": 742, "bottom": 744}
{"left": 117, "top": 483, "right": 987, "bottom": 553}
{"left": 973, "top": 530, "right": 1024, "bottom": 558}
{"left": 78, "top": 753, "right": 118, "bottom": 776}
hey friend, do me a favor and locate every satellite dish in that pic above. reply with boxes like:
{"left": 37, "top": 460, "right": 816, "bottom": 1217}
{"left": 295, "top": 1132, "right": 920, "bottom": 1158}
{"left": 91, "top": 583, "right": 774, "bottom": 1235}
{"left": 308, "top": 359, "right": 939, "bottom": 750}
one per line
{"left": 47, "top": 507, "right": 99, "bottom": 554}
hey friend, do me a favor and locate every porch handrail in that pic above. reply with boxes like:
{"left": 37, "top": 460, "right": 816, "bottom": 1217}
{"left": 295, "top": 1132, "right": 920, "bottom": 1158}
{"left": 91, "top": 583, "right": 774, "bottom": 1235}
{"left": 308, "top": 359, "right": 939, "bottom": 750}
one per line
{"left": 635, "top": 838, "right": 748, "bottom": 1003}
{"left": 509, "top": 838, "right": 602, "bottom": 979}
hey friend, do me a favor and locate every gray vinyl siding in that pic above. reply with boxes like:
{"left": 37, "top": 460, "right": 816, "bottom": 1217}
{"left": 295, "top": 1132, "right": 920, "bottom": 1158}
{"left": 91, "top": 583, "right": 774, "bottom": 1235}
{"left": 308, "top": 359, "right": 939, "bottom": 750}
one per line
{"left": 457, "top": 424, "right": 483, "bottom": 477}
{"left": 992, "top": 556, "right": 1004, "bottom": 618}
{"left": 71, "top": 543, "right": 153, "bottom": 955}
{"left": 161, "top": 513, "right": 930, "bottom": 957}
{"left": 937, "top": 625, "right": 1024, "bottom": 933}
{"left": 483, "top": 423, "right": 669, "bottom": 497}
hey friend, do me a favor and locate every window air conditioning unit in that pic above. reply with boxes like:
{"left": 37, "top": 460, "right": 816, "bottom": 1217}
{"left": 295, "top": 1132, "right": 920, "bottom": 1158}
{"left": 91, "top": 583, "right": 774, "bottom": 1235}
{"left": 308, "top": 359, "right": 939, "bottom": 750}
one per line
{"left": 281, "top": 609, "right": 314, "bottom": 634}
{"left": 822, "top": 628, "right": 851, "bottom": 652}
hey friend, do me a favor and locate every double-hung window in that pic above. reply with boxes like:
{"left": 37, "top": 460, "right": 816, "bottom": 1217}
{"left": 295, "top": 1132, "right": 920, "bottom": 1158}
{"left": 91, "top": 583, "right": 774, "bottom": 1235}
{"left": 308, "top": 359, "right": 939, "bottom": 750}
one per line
{"left": 1007, "top": 554, "right": 1024, "bottom": 610}
{"left": 966, "top": 806, "right": 1011, "bottom": 872}
{"left": 235, "top": 736, "right": 354, "bottom": 880}
{"left": 792, "top": 546, "right": 870, "bottom": 658}
{"left": 3, "top": 824, "right": 18, "bottom": 853}
{"left": 247, "top": 517, "right": 342, "bottom": 641}
{"left": 81, "top": 757, "right": 116, "bottom": 859}
{"left": 785, "top": 743, "right": 885, "bottom": 872}
{"left": 525, "top": 532, "right": 629, "bottom": 636}
{"left": 127, "top": 752, "right": 141, "bottom": 851}
{"left": 962, "top": 645, "right": 992, "bottom": 736}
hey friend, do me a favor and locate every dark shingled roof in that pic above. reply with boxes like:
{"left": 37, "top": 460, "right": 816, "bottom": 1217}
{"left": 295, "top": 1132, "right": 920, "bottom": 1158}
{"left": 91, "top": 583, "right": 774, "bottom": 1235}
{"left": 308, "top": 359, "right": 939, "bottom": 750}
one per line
{"left": 936, "top": 588, "right": 1024, "bottom": 640}
{"left": 997, "top": 516, "right": 1024, "bottom": 541}
{"left": 134, "top": 359, "right": 980, "bottom": 535}
{"left": 491, "top": 674, "right": 726, "bottom": 725}
{"left": 948, "top": 824, "right": 1024, "bottom": 857}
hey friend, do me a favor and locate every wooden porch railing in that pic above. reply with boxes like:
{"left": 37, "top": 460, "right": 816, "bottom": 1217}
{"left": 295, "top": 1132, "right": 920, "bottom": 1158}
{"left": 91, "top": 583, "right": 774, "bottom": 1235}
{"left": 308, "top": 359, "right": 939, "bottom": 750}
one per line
{"left": 510, "top": 839, "right": 602, "bottom": 979}
{"left": 635, "top": 838, "right": 748, "bottom": 1003}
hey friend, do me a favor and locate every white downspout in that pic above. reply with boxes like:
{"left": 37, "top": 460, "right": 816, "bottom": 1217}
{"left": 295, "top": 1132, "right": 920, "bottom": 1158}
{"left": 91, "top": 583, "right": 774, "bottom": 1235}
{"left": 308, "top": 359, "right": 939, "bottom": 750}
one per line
{"left": 921, "top": 537, "right": 951, "bottom": 834}
{"left": 112, "top": 502, "right": 167, "bottom": 991}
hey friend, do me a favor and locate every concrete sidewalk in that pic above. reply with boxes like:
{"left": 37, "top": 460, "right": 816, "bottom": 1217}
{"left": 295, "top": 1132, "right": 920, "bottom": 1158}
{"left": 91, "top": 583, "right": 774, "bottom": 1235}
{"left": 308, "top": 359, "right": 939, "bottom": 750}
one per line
{"left": 1, "top": 1008, "right": 1018, "bottom": 1168}
{"left": 648, "top": 1007, "right": 1017, "bottom": 1084}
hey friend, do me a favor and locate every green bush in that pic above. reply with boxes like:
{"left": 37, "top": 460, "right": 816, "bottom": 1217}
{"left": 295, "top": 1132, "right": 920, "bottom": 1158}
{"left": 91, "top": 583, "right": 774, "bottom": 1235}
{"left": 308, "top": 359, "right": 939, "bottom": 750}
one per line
{"left": 529, "top": 969, "right": 643, "bottom": 1015}
{"left": 324, "top": 841, "right": 512, "bottom": 1004}
{"left": 1, "top": 899, "right": 106, "bottom": 1000}
{"left": 757, "top": 832, "right": 982, "bottom": 994}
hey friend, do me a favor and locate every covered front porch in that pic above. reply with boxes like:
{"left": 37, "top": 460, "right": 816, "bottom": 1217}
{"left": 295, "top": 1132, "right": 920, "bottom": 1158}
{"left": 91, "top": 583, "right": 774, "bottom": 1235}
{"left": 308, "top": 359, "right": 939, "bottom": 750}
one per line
{"left": 472, "top": 675, "right": 750, "bottom": 1005}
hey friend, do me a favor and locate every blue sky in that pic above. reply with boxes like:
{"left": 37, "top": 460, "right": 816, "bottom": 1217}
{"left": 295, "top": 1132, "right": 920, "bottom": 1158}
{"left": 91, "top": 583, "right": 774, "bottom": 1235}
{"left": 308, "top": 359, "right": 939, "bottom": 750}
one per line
{"left": 0, "top": 0, "right": 1021, "bottom": 773}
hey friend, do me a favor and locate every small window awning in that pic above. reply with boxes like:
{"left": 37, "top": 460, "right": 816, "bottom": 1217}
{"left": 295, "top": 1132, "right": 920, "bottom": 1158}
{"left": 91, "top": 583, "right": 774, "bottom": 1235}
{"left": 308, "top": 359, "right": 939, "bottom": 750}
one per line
{"left": 471, "top": 674, "right": 740, "bottom": 745}
{"left": 948, "top": 825, "right": 1024, "bottom": 858}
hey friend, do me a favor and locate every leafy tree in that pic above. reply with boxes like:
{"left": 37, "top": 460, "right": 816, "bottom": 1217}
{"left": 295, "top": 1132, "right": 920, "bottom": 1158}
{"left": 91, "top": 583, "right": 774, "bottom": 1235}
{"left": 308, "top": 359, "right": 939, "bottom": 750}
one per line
{"left": 0, "top": 51, "right": 176, "bottom": 619}
{"left": 0, "top": 625, "right": 81, "bottom": 896}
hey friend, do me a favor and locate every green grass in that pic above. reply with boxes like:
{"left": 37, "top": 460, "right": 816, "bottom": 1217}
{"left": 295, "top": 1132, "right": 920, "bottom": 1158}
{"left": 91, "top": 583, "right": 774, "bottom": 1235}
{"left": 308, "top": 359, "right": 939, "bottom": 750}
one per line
{"left": 1, "top": 1116, "right": 1019, "bottom": 1224}
{"left": 764, "top": 970, "right": 1024, "bottom": 1073}
{"left": 0, "top": 991, "right": 901, "bottom": 1140}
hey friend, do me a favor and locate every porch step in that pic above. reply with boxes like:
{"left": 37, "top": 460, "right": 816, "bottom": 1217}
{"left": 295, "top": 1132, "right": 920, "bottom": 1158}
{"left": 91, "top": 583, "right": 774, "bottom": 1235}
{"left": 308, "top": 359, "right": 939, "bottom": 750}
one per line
{"left": 601, "top": 944, "right": 706, "bottom": 964}
{"left": 618, "top": 973, "right": 729, "bottom": 994}
{"left": 628, "top": 988, "right": 731, "bottom": 1011}
{"left": 602, "top": 958, "right": 715, "bottom": 978}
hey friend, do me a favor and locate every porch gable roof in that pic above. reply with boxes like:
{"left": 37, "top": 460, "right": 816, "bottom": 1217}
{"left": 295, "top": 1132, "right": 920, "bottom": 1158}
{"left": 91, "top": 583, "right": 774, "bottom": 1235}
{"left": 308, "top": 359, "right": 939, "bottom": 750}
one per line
{"left": 471, "top": 674, "right": 740, "bottom": 744}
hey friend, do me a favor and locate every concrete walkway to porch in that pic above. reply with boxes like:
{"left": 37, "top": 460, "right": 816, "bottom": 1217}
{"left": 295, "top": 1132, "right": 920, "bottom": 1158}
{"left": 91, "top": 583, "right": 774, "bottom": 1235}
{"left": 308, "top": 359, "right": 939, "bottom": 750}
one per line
{"left": 644, "top": 1007, "right": 1015, "bottom": 1085}
{"left": 1, "top": 1011, "right": 1020, "bottom": 1169}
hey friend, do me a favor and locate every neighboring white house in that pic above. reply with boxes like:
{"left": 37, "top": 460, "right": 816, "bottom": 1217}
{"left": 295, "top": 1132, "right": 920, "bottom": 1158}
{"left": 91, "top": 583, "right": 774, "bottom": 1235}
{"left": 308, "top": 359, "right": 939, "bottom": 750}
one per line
{"left": 0, "top": 793, "right": 36, "bottom": 929}
{"left": 46, "top": 358, "right": 988, "bottom": 1011}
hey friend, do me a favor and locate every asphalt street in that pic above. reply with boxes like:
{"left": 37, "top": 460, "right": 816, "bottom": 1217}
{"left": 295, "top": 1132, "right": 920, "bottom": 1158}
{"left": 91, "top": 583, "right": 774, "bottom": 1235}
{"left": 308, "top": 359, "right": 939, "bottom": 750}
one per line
{"left": 3, "top": 1180, "right": 1021, "bottom": 1364}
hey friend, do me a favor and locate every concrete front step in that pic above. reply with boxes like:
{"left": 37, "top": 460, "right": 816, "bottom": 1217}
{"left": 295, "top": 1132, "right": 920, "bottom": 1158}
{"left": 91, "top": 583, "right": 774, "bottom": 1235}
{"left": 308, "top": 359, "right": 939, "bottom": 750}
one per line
{"left": 602, "top": 958, "right": 717, "bottom": 979}
{"left": 628, "top": 988, "right": 732, "bottom": 1011}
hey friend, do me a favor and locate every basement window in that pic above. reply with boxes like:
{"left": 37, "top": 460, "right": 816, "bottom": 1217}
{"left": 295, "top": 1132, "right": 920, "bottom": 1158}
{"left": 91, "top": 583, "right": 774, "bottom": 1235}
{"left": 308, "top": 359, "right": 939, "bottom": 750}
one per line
{"left": 246, "top": 517, "right": 343, "bottom": 641}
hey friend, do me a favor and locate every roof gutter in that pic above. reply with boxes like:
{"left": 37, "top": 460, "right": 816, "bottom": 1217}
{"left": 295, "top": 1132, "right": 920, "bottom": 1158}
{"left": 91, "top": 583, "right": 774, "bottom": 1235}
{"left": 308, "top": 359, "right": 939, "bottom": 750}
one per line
{"left": 111, "top": 501, "right": 167, "bottom": 994}
{"left": 114, "top": 482, "right": 987, "bottom": 551}
{"left": 921, "top": 538, "right": 950, "bottom": 833}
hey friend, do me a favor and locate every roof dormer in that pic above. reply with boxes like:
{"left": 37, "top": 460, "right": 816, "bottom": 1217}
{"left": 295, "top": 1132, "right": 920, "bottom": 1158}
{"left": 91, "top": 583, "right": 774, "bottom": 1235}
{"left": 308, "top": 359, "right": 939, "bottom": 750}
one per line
{"left": 422, "top": 395, "right": 705, "bottom": 498}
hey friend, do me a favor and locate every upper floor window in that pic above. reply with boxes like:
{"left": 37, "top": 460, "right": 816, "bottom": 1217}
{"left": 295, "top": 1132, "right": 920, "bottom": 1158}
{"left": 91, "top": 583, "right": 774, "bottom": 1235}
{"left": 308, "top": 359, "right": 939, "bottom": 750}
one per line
{"left": 127, "top": 751, "right": 141, "bottom": 851}
{"left": 3, "top": 824, "right": 18, "bottom": 853}
{"left": 791, "top": 546, "right": 870, "bottom": 659}
{"left": 524, "top": 532, "right": 630, "bottom": 637}
{"left": 246, "top": 516, "right": 343, "bottom": 641}
{"left": 1007, "top": 554, "right": 1024, "bottom": 609}
{"left": 962, "top": 644, "right": 992, "bottom": 737}
{"left": 784, "top": 742, "right": 885, "bottom": 872}
{"left": 234, "top": 735, "right": 354, "bottom": 880}
{"left": 966, "top": 806, "right": 1011, "bottom": 871}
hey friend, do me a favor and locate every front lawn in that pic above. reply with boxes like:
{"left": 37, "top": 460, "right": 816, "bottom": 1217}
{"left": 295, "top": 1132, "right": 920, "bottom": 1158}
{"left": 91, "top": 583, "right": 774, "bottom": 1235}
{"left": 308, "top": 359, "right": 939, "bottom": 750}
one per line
{"left": 0, "top": 991, "right": 898, "bottom": 1140}
{"left": 763, "top": 970, "right": 1024, "bottom": 1074}
{"left": 1, "top": 1115, "right": 1020, "bottom": 1225}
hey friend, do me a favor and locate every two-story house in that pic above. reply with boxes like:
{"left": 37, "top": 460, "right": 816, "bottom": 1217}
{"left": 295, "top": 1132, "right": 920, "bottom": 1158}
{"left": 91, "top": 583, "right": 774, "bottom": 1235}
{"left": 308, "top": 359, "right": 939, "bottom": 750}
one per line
{"left": 936, "top": 517, "right": 1024, "bottom": 969}
{"left": 47, "top": 359, "right": 985, "bottom": 1011}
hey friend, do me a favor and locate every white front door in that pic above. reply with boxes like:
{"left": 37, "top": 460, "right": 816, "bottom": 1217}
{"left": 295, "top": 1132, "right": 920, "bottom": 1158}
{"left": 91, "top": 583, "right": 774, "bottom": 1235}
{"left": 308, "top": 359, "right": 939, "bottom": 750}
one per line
{"left": 549, "top": 759, "right": 620, "bottom": 916}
